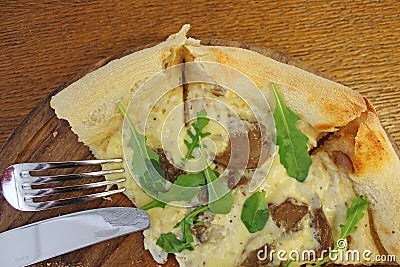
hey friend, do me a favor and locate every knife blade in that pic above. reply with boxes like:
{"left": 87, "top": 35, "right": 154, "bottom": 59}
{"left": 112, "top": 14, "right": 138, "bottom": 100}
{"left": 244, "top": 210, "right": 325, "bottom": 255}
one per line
{"left": 0, "top": 207, "right": 150, "bottom": 267}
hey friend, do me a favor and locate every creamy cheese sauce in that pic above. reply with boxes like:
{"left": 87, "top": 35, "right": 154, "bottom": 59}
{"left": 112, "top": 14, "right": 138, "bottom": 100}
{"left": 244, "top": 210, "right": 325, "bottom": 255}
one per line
{"left": 103, "top": 78, "right": 376, "bottom": 266}
{"left": 176, "top": 188, "right": 253, "bottom": 267}
{"left": 104, "top": 125, "right": 380, "bottom": 266}
{"left": 144, "top": 206, "right": 188, "bottom": 263}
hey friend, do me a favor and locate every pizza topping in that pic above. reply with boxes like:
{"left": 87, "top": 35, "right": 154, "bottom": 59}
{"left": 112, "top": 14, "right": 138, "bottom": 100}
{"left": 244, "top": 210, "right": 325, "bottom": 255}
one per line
{"left": 204, "top": 163, "right": 233, "bottom": 214}
{"left": 269, "top": 198, "right": 309, "bottom": 232}
{"left": 227, "top": 170, "right": 240, "bottom": 189}
{"left": 183, "top": 109, "right": 211, "bottom": 160}
{"left": 210, "top": 84, "right": 227, "bottom": 97}
{"left": 190, "top": 224, "right": 210, "bottom": 243}
{"left": 157, "top": 206, "right": 209, "bottom": 253}
{"left": 331, "top": 150, "right": 354, "bottom": 173}
{"left": 141, "top": 171, "right": 207, "bottom": 210}
{"left": 156, "top": 232, "right": 194, "bottom": 253}
{"left": 156, "top": 148, "right": 184, "bottom": 183}
{"left": 311, "top": 207, "right": 334, "bottom": 257}
{"left": 118, "top": 103, "right": 167, "bottom": 196}
{"left": 241, "top": 191, "right": 269, "bottom": 233}
{"left": 271, "top": 83, "right": 312, "bottom": 182}
{"left": 190, "top": 209, "right": 214, "bottom": 242}
{"left": 227, "top": 170, "right": 248, "bottom": 189}
{"left": 153, "top": 110, "right": 236, "bottom": 254}
{"left": 215, "top": 122, "right": 273, "bottom": 169}
{"left": 142, "top": 109, "right": 233, "bottom": 215}
{"left": 241, "top": 244, "right": 272, "bottom": 266}
{"left": 314, "top": 196, "right": 368, "bottom": 266}
{"left": 185, "top": 110, "right": 233, "bottom": 215}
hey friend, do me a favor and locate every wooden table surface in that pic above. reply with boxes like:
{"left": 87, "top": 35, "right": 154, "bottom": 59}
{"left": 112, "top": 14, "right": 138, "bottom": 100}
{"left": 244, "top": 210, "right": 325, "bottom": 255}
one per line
{"left": 1, "top": 0, "right": 400, "bottom": 148}
{"left": 0, "top": 1, "right": 399, "bottom": 266}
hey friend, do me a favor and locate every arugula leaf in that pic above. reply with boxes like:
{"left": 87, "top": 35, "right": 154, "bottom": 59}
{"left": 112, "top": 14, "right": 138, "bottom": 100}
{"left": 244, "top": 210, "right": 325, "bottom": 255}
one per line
{"left": 184, "top": 109, "right": 211, "bottom": 159}
{"left": 118, "top": 103, "right": 167, "bottom": 195}
{"left": 204, "top": 165, "right": 233, "bottom": 214}
{"left": 139, "top": 158, "right": 166, "bottom": 194}
{"left": 141, "top": 199, "right": 166, "bottom": 210}
{"left": 338, "top": 195, "right": 369, "bottom": 240}
{"left": 271, "top": 83, "right": 312, "bottom": 182}
{"left": 314, "top": 196, "right": 368, "bottom": 266}
{"left": 241, "top": 191, "right": 269, "bottom": 233}
{"left": 156, "top": 206, "right": 209, "bottom": 253}
{"left": 146, "top": 146, "right": 160, "bottom": 162}
{"left": 160, "top": 173, "right": 206, "bottom": 202}
{"left": 184, "top": 109, "right": 233, "bottom": 214}
{"left": 175, "top": 205, "right": 209, "bottom": 244}
{"left": 155, "top": 109, "right": 236, "bottom": 254}
{"left": 156, "top": 233, "right": 194, "bottom": 253}
{"left": 141, "top": 172, "right": 206, "bottom": 210}
{"left": 285, "top": 260, "right": 295, "bottom": 267}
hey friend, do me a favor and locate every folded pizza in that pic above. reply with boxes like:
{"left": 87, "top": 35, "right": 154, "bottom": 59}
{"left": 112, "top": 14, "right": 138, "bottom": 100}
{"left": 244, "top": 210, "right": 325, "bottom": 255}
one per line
{"left": 50, "top": 25, "right": 400, "bottom": 266}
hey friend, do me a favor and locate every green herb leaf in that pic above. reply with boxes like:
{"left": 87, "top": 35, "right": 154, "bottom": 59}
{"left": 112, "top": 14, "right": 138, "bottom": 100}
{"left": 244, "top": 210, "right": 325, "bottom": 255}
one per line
{"left": 156, "top": 233, "right": 194, "bottom": 253}
{"left": 141, "top": 199, "right": 166, "bottom": 210}
{"left": 314, "top": 196, "right": 368, "bottom": 266}
{"left": 118, "top": 103, "right": 167, "bottom": 195}
{"left": 271, "top": 83, "right": 312, "bottom": 182}
{"left": 146, "top": 146, "right": 160, "bottom": 162}
{"left": 338, "top": 195, "right": 369, "bottom": 239}
{"left": 141, "top": 172, "right": 206, "bottom": 210}
{"left": 184, "top": 110, "right": 211, "bottom": 159}
{"left": 160, "top": 172, "right": 206, "bottom": 202}
{"left": 185, "top": 109, "right": 233, "bottom": 215}
{"left": 156, "top": 206, "right": 209, "bottom": 253}
{"left": 175, "top": 206, "right": 209, "bottom": 244}
{"left": 241, "top": 191, "right": 269, "bottom": 233}
{"left": 204, "top": 166, "right": 233, "bottom": 214}
{"left": 285, "top": 259, "right": 295, "bottom": 267}
{"left": 138, "top": 158, "right": 166, "bottom": 194}
{"left": 140, "top": 109, "right": 214, "bottom": 211}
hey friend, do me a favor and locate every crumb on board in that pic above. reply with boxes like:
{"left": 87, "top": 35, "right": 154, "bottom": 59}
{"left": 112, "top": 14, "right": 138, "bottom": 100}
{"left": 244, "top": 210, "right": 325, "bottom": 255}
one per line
{"left": 103, "top": 196, "right": 112, "bottom": 201}
{"left": 39, "top": 260, "right": 88, "bottom": 267}
{"left": 52, "top": 131, "right": 58, "bottom": 138}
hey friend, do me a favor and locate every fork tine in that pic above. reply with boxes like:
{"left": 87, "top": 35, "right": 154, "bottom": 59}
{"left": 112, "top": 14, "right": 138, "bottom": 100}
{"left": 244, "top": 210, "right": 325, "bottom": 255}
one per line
{"left": 23, "top": 169, "right": 124, "bottom": 185}
{"left": 20, "top": 159, "right": 122, "bottom": 172}
{"left": 26, "top": 188, "right": 126, "bottom": 210}
{"left": 24, "top": 178, "right": 126, "bottom": 198}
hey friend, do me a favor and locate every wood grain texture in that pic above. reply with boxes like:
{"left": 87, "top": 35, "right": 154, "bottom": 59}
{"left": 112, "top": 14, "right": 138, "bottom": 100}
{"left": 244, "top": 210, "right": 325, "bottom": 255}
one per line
{"left": 1, "top": 0, "right": 399, "bottom": 148}
{"left": 0, "top": 1, "right": 399, "bottom": 266}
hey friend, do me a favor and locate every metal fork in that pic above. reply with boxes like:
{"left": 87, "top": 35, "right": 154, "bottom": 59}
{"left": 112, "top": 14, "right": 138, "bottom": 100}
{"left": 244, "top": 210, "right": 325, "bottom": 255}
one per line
{"left": 1, "top": 159, "right": 125, "bottom": 211}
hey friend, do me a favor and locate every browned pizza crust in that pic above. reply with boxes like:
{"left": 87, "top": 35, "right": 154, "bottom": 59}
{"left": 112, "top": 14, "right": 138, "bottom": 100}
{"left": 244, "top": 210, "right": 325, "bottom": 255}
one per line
{"left": 183, "top": 43, "right": 367, "bottom": 132}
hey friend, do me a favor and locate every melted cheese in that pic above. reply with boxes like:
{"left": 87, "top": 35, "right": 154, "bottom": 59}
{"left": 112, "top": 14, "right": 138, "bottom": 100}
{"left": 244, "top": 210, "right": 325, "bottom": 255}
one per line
{"left": 144, "top": 206, "right": 188, "bottom": 263}
{"left": 104, "top": 130, "right": 152, "bottom": 206}
{"left": 176, "top": 189, "right": 252, "bottom": 266}
{"left": 105, "top": 124, "right": 380, "bottom": 265}
{"left": 103, "top": 93, "right": 378, "bottom": 266}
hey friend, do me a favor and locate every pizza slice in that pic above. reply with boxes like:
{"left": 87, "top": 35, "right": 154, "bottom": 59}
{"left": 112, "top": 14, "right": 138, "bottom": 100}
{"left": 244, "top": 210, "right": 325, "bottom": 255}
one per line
{"left": 174, "top": 41, "right": 400, "bottom": 266}
{"left": 50, "top": 25, "right": 400, "bottom": 266}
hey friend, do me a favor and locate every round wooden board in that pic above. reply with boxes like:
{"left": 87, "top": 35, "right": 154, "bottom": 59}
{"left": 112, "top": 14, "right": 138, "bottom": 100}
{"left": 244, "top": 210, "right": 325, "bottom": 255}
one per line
{"left": 0, "top": 40, "right": 398, "bottom": 267}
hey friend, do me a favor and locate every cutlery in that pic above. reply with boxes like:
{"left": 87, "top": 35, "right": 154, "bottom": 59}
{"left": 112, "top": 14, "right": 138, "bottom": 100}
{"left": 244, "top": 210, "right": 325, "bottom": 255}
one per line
{"left": 0, "top": 207, "right": 150, "bottom": 267}
{"left": 1, "top": 159, "right": 125, "bottom": 211}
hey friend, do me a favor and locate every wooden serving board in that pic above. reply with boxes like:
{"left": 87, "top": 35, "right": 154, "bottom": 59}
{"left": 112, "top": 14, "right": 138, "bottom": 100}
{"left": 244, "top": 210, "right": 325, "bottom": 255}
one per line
{"left": 0, "top": 40, "right": 398, "bottom": 267}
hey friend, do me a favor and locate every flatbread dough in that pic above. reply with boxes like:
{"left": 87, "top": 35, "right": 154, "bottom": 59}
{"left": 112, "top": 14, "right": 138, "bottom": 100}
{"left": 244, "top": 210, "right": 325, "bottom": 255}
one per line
{"left": 50, "top": 25, "right": 400, "bottom": 266}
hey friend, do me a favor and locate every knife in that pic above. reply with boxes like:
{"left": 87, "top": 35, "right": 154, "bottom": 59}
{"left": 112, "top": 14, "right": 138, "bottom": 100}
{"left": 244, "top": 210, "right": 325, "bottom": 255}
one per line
{"left": 0, "top": 207, "right": 150, "bottom": 267}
